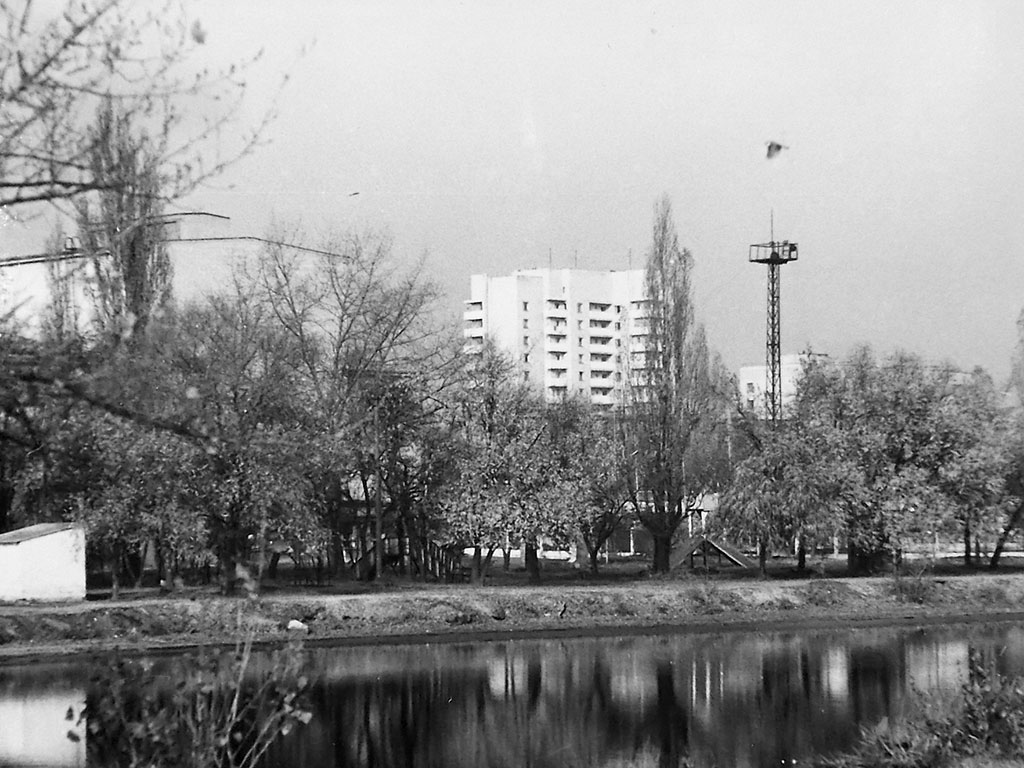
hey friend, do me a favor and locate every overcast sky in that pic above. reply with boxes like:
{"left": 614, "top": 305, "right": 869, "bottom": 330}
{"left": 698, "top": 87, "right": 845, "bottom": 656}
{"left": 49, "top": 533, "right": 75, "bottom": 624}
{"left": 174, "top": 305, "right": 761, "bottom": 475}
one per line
{"left": 6, "top": 1, "right": 1024, "bottom": 381}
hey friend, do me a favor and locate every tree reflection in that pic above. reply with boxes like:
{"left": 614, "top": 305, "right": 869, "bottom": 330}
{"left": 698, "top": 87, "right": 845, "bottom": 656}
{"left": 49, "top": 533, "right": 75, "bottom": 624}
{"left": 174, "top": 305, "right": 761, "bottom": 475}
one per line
{"left": 261, "top": 628, "right": 985, "bottom": 768}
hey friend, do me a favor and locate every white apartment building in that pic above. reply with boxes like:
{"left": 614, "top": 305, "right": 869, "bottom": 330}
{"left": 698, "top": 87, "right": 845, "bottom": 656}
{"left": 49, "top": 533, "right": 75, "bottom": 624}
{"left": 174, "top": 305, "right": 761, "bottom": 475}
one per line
{"left": 464, "top": 268, "right": 648, "bottom": 406}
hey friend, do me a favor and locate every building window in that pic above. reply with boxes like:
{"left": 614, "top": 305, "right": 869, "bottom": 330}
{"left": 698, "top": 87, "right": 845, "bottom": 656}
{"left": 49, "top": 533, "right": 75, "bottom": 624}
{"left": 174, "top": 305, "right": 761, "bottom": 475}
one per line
{"left": 523, "top": 336, "right": 529, "bottom": 345}
{"left": 576, "top": 303, "right": 582, "bottom": 312}
{"left": 614, "top": 322, "right": 620, "bottom": 330}
{"left": 614, "top": 305, "right": 621, "bottom": 313}
{"left": 746, "top": 382, "right": 755, "bottom": 393}
{"left": 579, "top": 372, "right": 584, "bottom": 381}
{"left": 523, "top": 353, "right": 529, "bottom": 363}
{"left": 523, "top": 301, "right": 529, "bottom": 311}
{"left": 523, "top": 319, "right": 529, "bottom": 328}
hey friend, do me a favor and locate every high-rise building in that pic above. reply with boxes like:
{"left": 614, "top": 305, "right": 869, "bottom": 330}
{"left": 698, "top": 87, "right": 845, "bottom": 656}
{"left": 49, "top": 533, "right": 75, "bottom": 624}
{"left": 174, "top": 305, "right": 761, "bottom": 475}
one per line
{"left": 463, "top": 268, "right": 648, "bottom": 406}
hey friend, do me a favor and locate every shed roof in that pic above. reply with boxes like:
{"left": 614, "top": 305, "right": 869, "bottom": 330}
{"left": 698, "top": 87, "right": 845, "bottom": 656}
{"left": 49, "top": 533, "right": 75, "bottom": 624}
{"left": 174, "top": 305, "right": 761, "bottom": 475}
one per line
{"left": 0, "top": 522, "right": 78, "bottom": 545}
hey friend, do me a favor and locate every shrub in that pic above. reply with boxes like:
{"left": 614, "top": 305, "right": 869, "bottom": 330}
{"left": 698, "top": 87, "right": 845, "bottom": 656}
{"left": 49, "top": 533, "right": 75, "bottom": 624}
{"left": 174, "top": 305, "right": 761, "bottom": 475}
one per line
{"left": 819, "top": 649, "right": 1024, "bottom": 767}
{"left": 77, "top": 633, "right": 311, "bottom": 768}
{"left": 891, "top": 563, "right": 935, "bottom": 605}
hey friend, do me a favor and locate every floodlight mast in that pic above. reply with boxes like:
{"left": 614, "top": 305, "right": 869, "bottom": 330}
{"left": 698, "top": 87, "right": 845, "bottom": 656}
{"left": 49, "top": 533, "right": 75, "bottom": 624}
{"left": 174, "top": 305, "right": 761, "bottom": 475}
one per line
{"left": 748, "top": 238, "right": 798, "bottom": 424}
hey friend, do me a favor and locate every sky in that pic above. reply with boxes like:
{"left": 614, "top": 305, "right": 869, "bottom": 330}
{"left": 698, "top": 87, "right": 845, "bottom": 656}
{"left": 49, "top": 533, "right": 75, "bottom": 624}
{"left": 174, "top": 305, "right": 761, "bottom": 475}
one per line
{"left": 5, "top": 0, "right": 1024, "bottom": 382}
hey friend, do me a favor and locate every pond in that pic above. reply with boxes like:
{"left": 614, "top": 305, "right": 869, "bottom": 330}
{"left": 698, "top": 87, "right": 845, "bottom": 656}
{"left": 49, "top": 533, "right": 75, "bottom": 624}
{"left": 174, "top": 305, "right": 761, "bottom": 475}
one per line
{"left": 4, "top": 621, "right": 1024, "bottom": 768}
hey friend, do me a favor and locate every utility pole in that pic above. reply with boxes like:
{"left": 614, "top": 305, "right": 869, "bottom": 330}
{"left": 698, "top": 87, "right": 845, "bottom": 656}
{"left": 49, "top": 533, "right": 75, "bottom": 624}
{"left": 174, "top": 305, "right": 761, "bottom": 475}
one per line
{"left": 748, "top": 219, "right": 798, "bottom": 424}
{"left": 374, "top": 403, "right": 384, "bottom": 580}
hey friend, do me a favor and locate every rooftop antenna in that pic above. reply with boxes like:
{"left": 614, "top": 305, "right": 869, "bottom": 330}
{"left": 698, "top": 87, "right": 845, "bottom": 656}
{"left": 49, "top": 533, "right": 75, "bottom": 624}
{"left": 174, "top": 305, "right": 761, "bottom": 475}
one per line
{"left": 748, "top": 208, "right": 798, "bottom": 424}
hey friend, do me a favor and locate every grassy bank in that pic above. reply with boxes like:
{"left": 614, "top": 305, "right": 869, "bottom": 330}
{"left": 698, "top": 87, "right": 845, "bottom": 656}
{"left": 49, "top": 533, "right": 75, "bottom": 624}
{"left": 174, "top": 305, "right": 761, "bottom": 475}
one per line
{"left": 2, "top": 561, "right": 1024, "bottom": 660}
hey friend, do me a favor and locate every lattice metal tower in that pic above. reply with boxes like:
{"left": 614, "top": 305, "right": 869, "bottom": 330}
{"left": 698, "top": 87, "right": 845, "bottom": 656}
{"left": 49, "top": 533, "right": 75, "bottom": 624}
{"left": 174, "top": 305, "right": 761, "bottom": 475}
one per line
{"left": 749, "top": 234, "right": 798, "bottom": 424}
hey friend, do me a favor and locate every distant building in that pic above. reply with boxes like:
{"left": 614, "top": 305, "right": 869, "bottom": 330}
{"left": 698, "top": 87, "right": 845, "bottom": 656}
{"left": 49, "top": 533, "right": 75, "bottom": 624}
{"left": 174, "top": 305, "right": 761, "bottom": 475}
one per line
{"left": 464, "top": 268, "right": 648, "bottom": 406}
{"left": 738, "top": 353, "right": 813, "bottom": 418}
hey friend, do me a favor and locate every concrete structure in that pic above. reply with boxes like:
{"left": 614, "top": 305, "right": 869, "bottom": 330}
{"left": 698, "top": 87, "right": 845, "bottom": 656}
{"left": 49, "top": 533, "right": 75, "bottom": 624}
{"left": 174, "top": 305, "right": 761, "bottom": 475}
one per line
{"left": 464, "top": 268, "right": 648, "bottom": 405}
{"left": 0, "top": 523, "right": 85, "bottom": 602}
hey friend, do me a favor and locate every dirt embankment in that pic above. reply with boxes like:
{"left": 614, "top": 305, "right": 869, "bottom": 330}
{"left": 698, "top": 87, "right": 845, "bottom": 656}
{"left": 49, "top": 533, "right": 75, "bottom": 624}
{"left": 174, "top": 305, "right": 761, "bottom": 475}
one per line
{"left": 1, "top": 571, "right": 1023, "bottom": 661}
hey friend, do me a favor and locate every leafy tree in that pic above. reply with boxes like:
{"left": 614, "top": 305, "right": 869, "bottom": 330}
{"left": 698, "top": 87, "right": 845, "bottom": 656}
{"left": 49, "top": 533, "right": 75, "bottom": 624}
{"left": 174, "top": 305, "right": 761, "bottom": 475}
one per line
{"left": 730, "top": 349, "right": 1011, "bottom": 574}
{"left": 170, "top": 289, "right": 323, "bottom": 594}
{"left": 441, "top": 342, "right": 546, "bottom": 583}
{"left": 718, "top": 414, "right": 859, "bottom": 574}
{"left": 544, "top": 398, "right": 630, "bottom": 574}
{"left": 620, "top": 196, "right": 729, "bottom": 572}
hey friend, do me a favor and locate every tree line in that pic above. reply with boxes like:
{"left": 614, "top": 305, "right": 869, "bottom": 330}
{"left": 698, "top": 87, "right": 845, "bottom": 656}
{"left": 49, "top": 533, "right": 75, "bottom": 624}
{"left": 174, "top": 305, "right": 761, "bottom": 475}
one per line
{"left": 3, "top": 1, "right": 1023, "bottom": 595}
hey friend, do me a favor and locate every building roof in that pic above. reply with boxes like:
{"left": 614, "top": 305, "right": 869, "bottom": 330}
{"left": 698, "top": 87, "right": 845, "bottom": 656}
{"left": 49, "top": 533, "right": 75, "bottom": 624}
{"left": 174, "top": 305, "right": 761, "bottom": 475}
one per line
{"left": 0, "top": 522, "right": 78, "bottom": 545}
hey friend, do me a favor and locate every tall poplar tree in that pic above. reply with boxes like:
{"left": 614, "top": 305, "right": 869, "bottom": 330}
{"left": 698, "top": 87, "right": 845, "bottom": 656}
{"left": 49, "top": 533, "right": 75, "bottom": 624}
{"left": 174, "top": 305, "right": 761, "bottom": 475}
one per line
{"left": 622, "top": 196, "right": 729, "bottom": 572}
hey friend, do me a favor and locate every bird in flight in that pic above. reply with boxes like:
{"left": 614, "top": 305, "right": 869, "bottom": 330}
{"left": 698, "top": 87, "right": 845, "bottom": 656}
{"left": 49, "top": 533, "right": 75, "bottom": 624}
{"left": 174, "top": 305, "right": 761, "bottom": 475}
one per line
{"left": 766, "top": 141, "right": 788, "bottom": 159}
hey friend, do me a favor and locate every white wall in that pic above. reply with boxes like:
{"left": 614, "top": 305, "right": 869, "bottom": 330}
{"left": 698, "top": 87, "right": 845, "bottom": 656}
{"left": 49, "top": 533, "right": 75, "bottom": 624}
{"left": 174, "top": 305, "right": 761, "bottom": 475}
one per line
{"left": 0, "top": 527, "right": 86, "bottom": 602}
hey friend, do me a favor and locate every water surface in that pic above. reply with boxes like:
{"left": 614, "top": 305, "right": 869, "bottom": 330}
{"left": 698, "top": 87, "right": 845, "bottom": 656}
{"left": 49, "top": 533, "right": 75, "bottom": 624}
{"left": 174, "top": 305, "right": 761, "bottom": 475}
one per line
{"left": 4, "top": 622, "right": 1024, "bottom": 768}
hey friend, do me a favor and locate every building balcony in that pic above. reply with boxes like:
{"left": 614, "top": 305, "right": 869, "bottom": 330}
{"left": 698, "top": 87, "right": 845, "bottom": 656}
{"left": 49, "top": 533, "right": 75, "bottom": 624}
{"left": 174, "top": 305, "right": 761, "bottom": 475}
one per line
{"left": 544, "top": 299, "right": 567, "bottom": 317}
{"left": 545, "top": 370, "right": 568, "bottom": 386}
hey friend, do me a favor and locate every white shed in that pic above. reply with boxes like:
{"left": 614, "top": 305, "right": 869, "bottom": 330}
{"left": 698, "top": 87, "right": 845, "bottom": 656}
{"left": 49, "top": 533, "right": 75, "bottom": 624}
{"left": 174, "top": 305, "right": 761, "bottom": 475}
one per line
{"left": 0, "top": 523, "right": 86, "bottom": 602}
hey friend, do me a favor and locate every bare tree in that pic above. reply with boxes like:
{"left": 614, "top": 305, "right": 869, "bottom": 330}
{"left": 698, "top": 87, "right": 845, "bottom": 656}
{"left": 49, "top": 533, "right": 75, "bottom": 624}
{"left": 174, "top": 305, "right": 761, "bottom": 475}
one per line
{"left": 251, "top": 229, "right": 459, "bottom": 578}
{"left": 0, "top": 0, "right": 278, "bottom": 210}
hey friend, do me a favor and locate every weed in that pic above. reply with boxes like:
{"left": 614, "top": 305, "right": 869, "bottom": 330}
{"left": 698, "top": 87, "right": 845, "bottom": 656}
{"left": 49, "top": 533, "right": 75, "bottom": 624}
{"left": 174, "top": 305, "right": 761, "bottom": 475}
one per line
{"left": 892, "top": 561, "right": 935, "bottom": 605}
{"left": 690, "top": 582, "right": 740, "bottom": 615}
{"left": 803, "top": 580, "right": 854, "bottom": 608}
{"left": 973, "top": 583, "right": 1010, "bottom": 607}
{"left": 77, "top": 630, "right": 311, "bottom": 768}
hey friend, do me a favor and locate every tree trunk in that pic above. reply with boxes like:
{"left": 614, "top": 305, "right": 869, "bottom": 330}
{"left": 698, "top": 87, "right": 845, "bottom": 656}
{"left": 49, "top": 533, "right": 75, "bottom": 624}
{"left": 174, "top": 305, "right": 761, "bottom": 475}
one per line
{"left": 134, "top": 541, "right": 148, "bottom": 588}
{"left": 651, "top": 533, "right": 673, "bottom": 573}
{"left": 588, "top": 545, "right": 601, "bottom": 575}
{"left": 990, "top": 501, "right": 1024, "bottom": 569}
{"left": 758, "top": 538, "right": 768, "bottom": 577}
{"left": 470, "top": 546, "right": 484, "bottom": 584}
{"left": 524, "top": 541, "right": 541, "bottom": 584}
{"left": 964, "top": 516, "right": 973, "bottom": 567}
{"left": 110, "top": 544, "right": 122, "bottom": 600}
{"left": 796, "top": 539, "right": 807, "bottom": 571}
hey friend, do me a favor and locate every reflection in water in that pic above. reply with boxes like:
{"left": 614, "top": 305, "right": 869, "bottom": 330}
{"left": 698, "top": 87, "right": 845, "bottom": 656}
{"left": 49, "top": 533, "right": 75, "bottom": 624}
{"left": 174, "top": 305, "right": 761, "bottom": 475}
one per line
{"left": 4, "top": 624, "right": 1024, "bottom": 768}
{"left": 274, "top": 626, "right": 1024, "bottom": 768}
{"left": 0, "top": 668, "right": 84, "bottom": 767}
